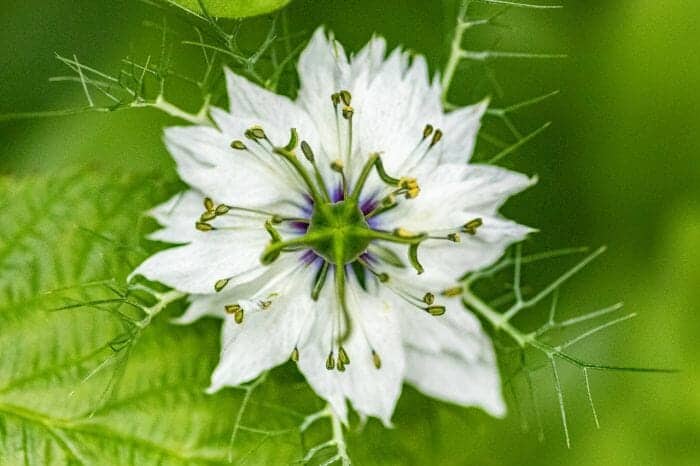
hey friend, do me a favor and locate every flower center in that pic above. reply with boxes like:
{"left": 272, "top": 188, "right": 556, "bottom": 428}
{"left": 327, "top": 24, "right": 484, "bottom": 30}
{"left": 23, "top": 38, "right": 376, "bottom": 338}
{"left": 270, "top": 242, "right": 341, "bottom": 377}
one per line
{"left": 306, "top": 199, "right": 373, "bottom": 265}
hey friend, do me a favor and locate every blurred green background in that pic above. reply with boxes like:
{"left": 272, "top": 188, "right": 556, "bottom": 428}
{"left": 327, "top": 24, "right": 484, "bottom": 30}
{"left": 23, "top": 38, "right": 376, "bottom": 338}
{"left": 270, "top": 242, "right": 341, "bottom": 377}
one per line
{"left": 0, "top": 0, "right": 697, "bottom": 465}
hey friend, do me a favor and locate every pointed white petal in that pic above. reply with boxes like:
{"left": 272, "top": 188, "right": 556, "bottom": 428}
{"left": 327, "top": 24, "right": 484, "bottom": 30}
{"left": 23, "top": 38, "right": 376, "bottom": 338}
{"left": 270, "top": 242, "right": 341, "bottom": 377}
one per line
{"left": 297, "top": 278, "right": 405, "bottom": 425}
{"left": 130, "top": 228, "right": 270, "bottom": 294}
{"left": 417, "top": 215, "right": 535, "bottom": 286}
{"left": 436, "top": 99, "right": 489, "bottom": 164}
{"left": 147, "top": 190, "right": 207, "bottom": 243}
{"left": 401, "top": 299, "right": 506, "bottom": 417}
{"left": 164, "top": 125, "right": 303, "bottom": 216}
{"left": 173, "top": 255, "right": 303, "bottom": 324}
{"left": 222, "top": 69, "right": 321, "bottom": 149}
{"left": 207, "top": 264, "right": 316, "bottom": 391}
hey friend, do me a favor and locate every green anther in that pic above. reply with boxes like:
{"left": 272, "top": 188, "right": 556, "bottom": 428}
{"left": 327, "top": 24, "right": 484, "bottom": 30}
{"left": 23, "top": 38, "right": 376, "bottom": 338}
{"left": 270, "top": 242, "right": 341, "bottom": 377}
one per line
{"left": 196, "top": 221, "right": 214, "bottom": 231}
{"left": 200, "top": 211, "right": 216, "bottom": 221}
{"left": 245, "top": 126, "right": 266, "bottom": 140}
{"left": 331, "top": 93, "right": 341, "bottom": 106}
{"left": 423, "top": 292, "right": 435, "bottom": 305}
{"left": 463, "top": 217, "right": 483, "bottom": 235}
{"left": 330, "top": 159, "right": 344, "bottom": 172}
{"left": 342, "top": 106, "right": 354, "bottom": 119}
{"left": 225, "top": 304, "right": 241, "bottom": 314}
{"left": 337, "top": 360, "right": 346, "bottom": 372}
{"left": 283, "top": 128, "right": 299, "bottom": 151}
{"left": 230, "top": 140, "right": 246, "bottom": 150}
{"left": 214, "top": 278, "right": 229, "bottom": 292}
{"left": 423, "top": 124, "right": 434, "bottom": 139}
{"left": 430, "top": 129, "right": 443, "bottom": 147}
{"left": 301, "top": 140, "right": 315, "bottom": 162}
{"left": 372, "top": 350, "right": 382, "bottom": 369}
{"left": 427, "top": 305, "right": 446, "bottom": 316}
{"left": 271, "top": 215, "right": 283, "bottom": 224}
{"left": 447, "top": 233, "right": 461, "bottom": 243}
{"left": 377, "top": 272, "right": 390, "bottom": 283}
{"left": 338, "top": 347, "right": 350, "bottom": 365}
{"left": 326, "top": 352, "right": 336, "bottom": 370}
{"left": 234, "top": 308, "right": 244, "bottom": 324}
{"left": 215, "top": 204, "right": 230, "bottom": 215}
{"left": 291, "top": 347, "right": 299, "bottom": 362}
{"left": 441, "top": 286, "right": 463, "bottom": 297}
{"left": 203, "top": 197, "right": 214, "bottom": 211}
{"left": 339, "top": 90, "right": 352, "bottom": 106}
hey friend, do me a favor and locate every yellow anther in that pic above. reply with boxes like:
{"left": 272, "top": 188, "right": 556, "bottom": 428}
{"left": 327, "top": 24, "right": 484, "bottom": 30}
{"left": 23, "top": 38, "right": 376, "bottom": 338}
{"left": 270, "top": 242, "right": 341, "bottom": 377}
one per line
{"left": 225, "top": 304, "right": 242, "bottom": 314}
{"left": 291, "top": 347, "right": 300, "bottom": 362}
{"left": 405, "top": 186, "right": 421, "bottom": 199}
{"left": 214, "top": 278, "right": 229, "bottom": 292}
{"left": 394, "top": 227, "right": 416, "bottom": 238}
{"left": 423, "top": 124, "right": 434, "bottom": 139}
{"left": 372, "top": 350, "right": 382, "bottom": 369}
{"left": 325, "top": 352, "right": 336, "bottom": 370}
{"left": 330, "top": 159, "right": 344, "bottom": 172}
{"left": 342, "top": 106, "right": 354, "bottom": 119}
{"left": 230, "top": 140, "right": 247, "bottom": 150}
{"left": 447, "top": 233, "right": 461, "bottom": 243}
{"left": 463, "top": 217, "right": 483, "bottom": 235}
{"left": 196, "top": 221, "right": 214, "bottom": 232}
{"left": 441, "top": 286, "right": 463, "bottom": 297}
{"left": 382, "top": 194, "right": 396, "bottom": 207}
{"left": 423, "top": 292, "right": 435, "bottom": 305}
{"left": 427, "top": 305, "right": 446, "bottom": 316}
{"left": 234, "top": 308, "right": 244, "bottom": 324}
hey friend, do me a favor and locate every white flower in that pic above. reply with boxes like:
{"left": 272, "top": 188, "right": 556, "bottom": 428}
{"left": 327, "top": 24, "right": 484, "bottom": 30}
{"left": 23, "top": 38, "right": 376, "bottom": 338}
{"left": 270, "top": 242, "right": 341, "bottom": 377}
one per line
{"left": 131, "top": 28, "right": 535, "bottom": 425}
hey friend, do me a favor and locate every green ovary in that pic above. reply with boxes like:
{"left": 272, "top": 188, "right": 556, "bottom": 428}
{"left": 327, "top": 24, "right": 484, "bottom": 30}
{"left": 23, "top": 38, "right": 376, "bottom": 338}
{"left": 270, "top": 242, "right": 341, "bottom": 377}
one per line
{"left": 306, "top": 199, "right": 373, "bottom": 265}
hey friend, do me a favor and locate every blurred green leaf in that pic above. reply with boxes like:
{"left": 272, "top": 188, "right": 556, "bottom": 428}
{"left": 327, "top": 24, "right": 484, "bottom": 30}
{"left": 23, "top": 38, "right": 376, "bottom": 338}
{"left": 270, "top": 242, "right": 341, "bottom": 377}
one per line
{"left": 172, "top": 0, "right": 291, "bottom": 18}
{"left": 0, "top": 173, "right": 304, "bottom": 465}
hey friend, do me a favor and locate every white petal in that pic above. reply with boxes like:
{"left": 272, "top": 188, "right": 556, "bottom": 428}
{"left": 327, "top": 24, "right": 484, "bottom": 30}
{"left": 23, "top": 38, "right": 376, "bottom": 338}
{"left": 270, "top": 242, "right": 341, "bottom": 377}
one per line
{"left": 297, "top": 277, "right": 405, "bottom": 425}
{"left": 173, "top": 254, "right": 303, "bottom": 324}
{"left": 402, "top": 299, "right": 506, "bottom": 417}
{"left": 130, "top": 228, "right": 269, "bottom": 294}
{"left": 165, "top": 125, "right": 303, "bottom": 216}
{"left": 147, "top": 190, "right": 206, "bottom": 243}
{"left": 417, "top": 215, "right": 535, "bottom": 286}
{"left": 207, "top": 264, "right": 317, "bottom": 391}
{"left": 222, "top": 69, "right": 321, "bottom": 150}
{"left": 435, "top": 99, "right": 489, "bottom": 164}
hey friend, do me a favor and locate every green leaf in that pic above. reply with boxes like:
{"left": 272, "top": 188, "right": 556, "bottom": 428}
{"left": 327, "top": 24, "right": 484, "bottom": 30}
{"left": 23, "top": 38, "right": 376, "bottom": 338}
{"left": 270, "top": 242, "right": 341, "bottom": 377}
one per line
{"left": 171, "top": 0, "right": 292, "bottom": 18}
{"left": 0, "top": 173, "right": 307, "bottom": 465}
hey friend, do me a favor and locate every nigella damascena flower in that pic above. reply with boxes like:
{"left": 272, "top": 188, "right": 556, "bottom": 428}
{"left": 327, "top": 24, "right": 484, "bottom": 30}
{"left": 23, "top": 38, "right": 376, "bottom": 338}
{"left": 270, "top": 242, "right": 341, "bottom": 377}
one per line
{"left": 131, "top": 28, "right": 535, "bottom": 424}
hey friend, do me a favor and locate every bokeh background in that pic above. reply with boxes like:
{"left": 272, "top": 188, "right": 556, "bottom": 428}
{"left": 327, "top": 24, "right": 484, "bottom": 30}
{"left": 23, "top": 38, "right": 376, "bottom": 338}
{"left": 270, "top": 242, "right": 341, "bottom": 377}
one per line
{"left": 0, "top": 1, "right": 697, "bottom": 465}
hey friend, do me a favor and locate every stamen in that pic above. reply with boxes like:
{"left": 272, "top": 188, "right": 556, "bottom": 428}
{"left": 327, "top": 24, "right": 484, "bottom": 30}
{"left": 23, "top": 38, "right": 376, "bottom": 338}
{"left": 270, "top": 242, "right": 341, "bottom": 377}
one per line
{"left": 342, "top": 106, "right": 354, "bottom": 119}
{"left": 203, "top": 197, "right": 214, "bottom": 211}
{"left": 301, "top": 140, "right": 331, "bottom": 202}
{"left": 337, "top": 359, "right": 346, "bottom": 372}
{"left": 326, "top": 351, "right": 336, "bottom": 370}
{"left": 441, "top": 286, "right": 463, "bottom": 297}
{"left": 195, "top": 221, "right": 214, "bottom": 232}
{"left": 214, "top": 278, "right": 230, "bottom": 292}
{"left": 423, "top": 292, "right": 435, "bottom": 305}
{"left": 200, "top": 211, "right": 216, "bottom": 222}
{"left": 430, "top": 129, "right": 443, "bottom": 147}
{"left": 447, "top": 233, "right": 461, "bottom": 243}
{"left": 422, "top": 124, "right": 434, "bottom": 139}
{"left": 339, "top": 90, "right": 352, "bottom": 106}
{"left": 338, "top": 346, "right": 350, "bottom": 365}
{"left": 230, "top": 140, "right": 247, "bottom": 150}
{"left": 245, "top": 125, "right": 266, "bottom": 140}
{"left": 224, "top": 303, "right": 245, "bottom": 323}
{"left": 330, "top": 159, "right": 348, "bottom": 197}
{"left": 291, "top": 347, "right": 299, "bottom": 362}
{"left": 426, "top": 305, "right": 446, "bottom": 316}
{"left": 462, "top": 217, "right": 483, "bottom": 235}
{"left": 372, "top": 350, "right": 382, "bottom": 369}
{"left": 215, "top": 204, "right": 230, "bottom": 215}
